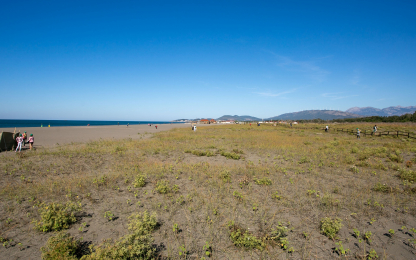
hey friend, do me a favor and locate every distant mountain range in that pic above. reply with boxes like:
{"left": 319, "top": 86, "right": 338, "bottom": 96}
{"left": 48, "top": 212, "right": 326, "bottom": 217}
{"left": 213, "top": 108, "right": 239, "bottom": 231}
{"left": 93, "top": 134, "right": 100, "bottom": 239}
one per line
{"left": 346, "top": 106, "right": 416, "bottom": 117}
{"left": 173, "top": 106, "right": 416, "bottom": 122}
{"left": 266, "top": 110, "right": 361, "bottom": 121}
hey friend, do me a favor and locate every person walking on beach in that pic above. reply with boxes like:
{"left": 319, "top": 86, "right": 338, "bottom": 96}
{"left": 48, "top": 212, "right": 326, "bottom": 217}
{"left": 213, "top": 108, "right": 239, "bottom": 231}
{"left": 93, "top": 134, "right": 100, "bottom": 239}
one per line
{"left": 155, "top": 125, "right": 157, "bottom": 129}
{"left": 28, "top": 134, "right": 34, "bottom": 150}
{"left": 193, "top": 125, "right": 197, "bottom": 132}
{"left": 373, "top": 125, "right": 377, "bottom": 134}
{"left": 15, "top": 134, "right": 23, "bottom": 152}
{"left": 127, "top": 123, "right": 129, "bottom": 127}
{"left": 356, "top": 128, "right": 361, "bottom": 139}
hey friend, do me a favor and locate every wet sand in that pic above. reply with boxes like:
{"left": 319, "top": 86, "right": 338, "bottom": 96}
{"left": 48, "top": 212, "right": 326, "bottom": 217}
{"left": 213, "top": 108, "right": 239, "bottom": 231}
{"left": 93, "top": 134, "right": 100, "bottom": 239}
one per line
{"left": 0, "top": 123, "right": 198, "bottom": 148}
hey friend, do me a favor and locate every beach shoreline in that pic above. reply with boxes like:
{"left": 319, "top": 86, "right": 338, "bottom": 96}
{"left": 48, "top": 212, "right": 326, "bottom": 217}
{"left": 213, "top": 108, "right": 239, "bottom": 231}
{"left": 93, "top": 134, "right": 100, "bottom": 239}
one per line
{"left": 0, "top": 123, "right": 198, "bottom": 148}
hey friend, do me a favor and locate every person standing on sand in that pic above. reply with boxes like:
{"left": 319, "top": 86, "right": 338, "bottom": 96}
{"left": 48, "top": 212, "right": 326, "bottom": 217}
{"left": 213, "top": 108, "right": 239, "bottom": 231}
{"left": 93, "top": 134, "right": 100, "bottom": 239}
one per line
{"left": 28, "top": 134, "right": 34, "bottom": 150}
{"left": 373, "top": 125, "right": 377, "bottom": 134}
{"left": 15, "top": 134, "right": 23, "bottom": 152}
{"left": 127, "top": 123, "right": 129, "bottom": 127}
{"left": 155, "top": 125, "right": 157, "bottom": 129}
{"left": 357, "top": 128, "right": 361, "bottom": 139}
{"left": 194, "top": 126, "right": 197, "bottom": 132}
{"left": 23, "top": 131, "right": 27, "bottom": 146}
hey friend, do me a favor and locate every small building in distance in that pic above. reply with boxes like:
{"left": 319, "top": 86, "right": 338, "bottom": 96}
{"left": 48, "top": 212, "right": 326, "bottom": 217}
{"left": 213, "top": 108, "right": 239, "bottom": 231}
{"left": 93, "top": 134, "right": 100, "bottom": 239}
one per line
{"left": 199, "top": 119, "right": 210, "bottom": 124}
{"left": 210, "top": 119, "right": 216, "bottom": 124}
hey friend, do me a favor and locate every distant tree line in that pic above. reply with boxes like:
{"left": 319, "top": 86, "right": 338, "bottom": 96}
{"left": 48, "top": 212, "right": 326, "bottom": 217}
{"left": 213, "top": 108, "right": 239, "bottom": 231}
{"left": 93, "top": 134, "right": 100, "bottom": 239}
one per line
{"left": 293, "top": 112, "right": 416, "bottom": 123}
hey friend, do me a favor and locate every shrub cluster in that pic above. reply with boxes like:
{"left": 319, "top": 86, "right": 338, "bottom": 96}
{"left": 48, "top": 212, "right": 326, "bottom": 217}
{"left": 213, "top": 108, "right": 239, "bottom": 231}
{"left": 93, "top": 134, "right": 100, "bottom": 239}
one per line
{"left": 398, "top": 168, "right": 416, "bottom": 182}
{"left": 254, "top": 177, "right": 272, "bottom": 185}
{"left": 35, "top": 201, "right": 82, "bottom": 232}
{"left": 41, "top": 211, "right": 158, "bottom": 260}
{"left": 221, "top": 151, "right": 241, "bottom": 160}
{"left": 133, "top": 175, "right": 146, "bottom": 188}
{"left": 41, "top": 232, "right": 82, "bottom": 260}
{"left": 320, "top": 217, "right": 342, "bottom": 239}
{"left": 228, "top": 221, "right": 265, "bottom": 250}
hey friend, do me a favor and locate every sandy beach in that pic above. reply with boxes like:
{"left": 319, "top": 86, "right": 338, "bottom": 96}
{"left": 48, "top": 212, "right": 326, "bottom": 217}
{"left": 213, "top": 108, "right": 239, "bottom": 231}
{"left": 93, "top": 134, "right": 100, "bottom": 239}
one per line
{"left": 0, "top": 123, "right": 197, "bottom": 148}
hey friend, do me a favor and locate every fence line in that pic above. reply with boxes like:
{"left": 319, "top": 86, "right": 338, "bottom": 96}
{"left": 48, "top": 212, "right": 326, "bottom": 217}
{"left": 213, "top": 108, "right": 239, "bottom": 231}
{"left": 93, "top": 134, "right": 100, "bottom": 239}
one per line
{"left": 272, "top": 124, "right": 416, "bottom": 139}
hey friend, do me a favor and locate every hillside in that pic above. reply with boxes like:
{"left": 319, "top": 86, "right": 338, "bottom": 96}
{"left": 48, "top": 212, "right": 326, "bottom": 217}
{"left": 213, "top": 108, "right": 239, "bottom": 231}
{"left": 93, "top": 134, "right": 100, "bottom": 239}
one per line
{"left": 267, "top": 110, "right": 361, "bottom": 120}
{"left": 346, "top": 106, "right": 416, "bottom": 117}
{"left": 216, "top": 115, "right": 261, "bottom": 121}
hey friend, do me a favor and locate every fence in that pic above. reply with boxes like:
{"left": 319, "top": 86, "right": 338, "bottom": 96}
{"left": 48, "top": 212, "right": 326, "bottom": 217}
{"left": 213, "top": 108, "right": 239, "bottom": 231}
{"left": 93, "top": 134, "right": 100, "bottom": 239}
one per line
{"left": 272, "top": 124, "right": 416, "bottom": 139}
{"left": 333, "top": 128, "right": 416, "bottom": 139}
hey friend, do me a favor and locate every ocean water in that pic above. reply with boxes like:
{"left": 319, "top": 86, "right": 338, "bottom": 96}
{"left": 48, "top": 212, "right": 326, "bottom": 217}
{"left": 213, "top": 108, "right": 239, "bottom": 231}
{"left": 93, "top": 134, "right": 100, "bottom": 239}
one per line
{"left": 0, "top": 119, "right": 182, "bottom": 128}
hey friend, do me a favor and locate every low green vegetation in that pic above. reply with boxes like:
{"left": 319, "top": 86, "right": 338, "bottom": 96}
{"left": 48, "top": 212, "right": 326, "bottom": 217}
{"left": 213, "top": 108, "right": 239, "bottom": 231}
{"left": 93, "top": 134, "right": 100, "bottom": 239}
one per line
{"left": 1, "top": 123, "right": 416, "bottom": 259}
{"left": 35, "top": 201, "right": 82, "bottom": 232}
{"left": 41, "top": 232, "right": 81, "bottom": 260}
{"left": 228, "top": 221, "right": 265, "bottom": 250}
{"left": 320, "top": 217, "right": 342, "bottom": 239}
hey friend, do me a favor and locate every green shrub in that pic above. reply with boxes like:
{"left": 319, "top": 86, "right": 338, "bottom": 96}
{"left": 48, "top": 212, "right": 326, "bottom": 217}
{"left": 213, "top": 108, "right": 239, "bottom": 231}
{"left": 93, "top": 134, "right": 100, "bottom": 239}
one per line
{"left": 320, "top": 193, "right": 339, "bottom": 208}
{"left": 155, "top": 180, "right": 170, "bottom": 194}
{"left": 375, "top": 147, "right": 388, "bottom": 155}
{"left": 272, "top": 191, "right": 282, "bottom": 200}
{"left": 191, "top": 150, "right": 207, "bottom": 156}
{"left": 41, "top": 232, "right": 81, "bottom": 260}
{"left": 133, "top": 175, "right": 146, "bottom": 188}
{"left": 127, "top": 211, "right": 158, "bottom": 235}
{"left": 219, "top": 170, "right": 231, "bottom": 183}
{"left": 233, "top": 191, "right": 243, "bottom": 201}
{"left": 388, "top": 153, "right": 403, "bottom": 163}
{"left": 254, "top": 177, "right": 272, "bottom": 185}
{"left": 189, "top": 150, "right": 215, "bottom": 157}
{"left": 35, "top": 201, "right": 82, "bottom": 232}
{"left": 351, "top": 147, "right": 359, "bottom": 153}
{"left": 320, "top": 217, "right": 342, "bottom": 239}
{"left": 270, "top": 224, "right": 287, "bottom": 239}
{"left": 298, "top": 156, "right": 310, "bottom": 164}
{"left": 398, "top": 168, "right": 416, "bottom": 182}
{"left": 221, "top": 151, "right": 241, "bottom": 160}
{"left": 373, "top": 182, "right": 390, "bottom": 193}
{"left": 82, "top": 211, "right": 157, "bottom": 260}
{"left": 228, "top": 222, "right": 265, "bottom": 250}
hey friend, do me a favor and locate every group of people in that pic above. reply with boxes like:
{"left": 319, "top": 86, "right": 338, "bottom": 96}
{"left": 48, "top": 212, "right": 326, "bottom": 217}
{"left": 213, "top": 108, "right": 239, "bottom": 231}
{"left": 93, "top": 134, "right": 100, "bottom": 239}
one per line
{"left": 15, "top": 131, "right": 34, "bottom": 152}
{"left": 356, "top": 125, "right": 377, "bottom": 139}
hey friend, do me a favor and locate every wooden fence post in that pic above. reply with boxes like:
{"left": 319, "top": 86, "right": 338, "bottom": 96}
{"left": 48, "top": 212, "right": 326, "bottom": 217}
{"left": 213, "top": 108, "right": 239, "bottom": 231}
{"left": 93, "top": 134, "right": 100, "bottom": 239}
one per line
{"left": 397, "top": 131, "right": 399, "bottom": 137}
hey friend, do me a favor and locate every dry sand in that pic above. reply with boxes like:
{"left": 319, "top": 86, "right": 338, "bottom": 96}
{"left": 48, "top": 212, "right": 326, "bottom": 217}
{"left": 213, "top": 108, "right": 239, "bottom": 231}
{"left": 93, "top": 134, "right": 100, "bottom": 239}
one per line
{"left": 0, "top": 123, "right": 198, "bottom": 148}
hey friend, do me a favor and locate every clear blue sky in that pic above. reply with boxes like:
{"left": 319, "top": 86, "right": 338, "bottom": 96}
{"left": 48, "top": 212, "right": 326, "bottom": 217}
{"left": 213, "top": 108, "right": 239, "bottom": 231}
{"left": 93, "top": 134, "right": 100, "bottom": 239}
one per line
{"left": 1, "top": 1, "right": 415, "bottom": 120}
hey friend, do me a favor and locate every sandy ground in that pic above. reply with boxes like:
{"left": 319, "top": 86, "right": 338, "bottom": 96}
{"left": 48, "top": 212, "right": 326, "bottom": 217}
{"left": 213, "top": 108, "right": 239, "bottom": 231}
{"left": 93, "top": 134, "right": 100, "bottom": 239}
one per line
{"left": 0, "top": 123, "right": 199, "bottom": 148}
